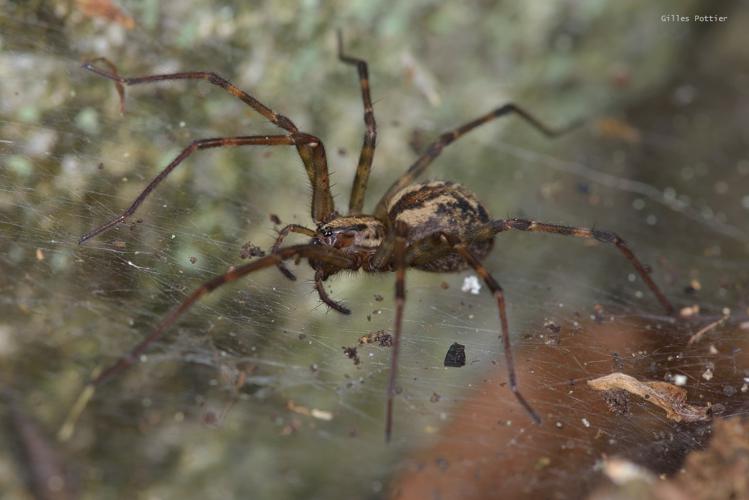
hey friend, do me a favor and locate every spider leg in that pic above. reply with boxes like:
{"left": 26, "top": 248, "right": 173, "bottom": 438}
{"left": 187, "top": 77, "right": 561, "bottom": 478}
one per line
{"left": 385, "top": 221, "right": 409, "bottom": 442}
{"left": 444, "top": 235, "right": 541, "bottom": 425}
{"left": 82, "top": 60, "right": 335, "bottom": 224}
{"left": 498, "top": 218, "right": 674, "bottom": 314}
{"left": 336, "top": 31, "right": 377, "bottom": 214}
{"left": 90, "top": 244, "right": 353, "bottom": 387}
{"left": 371, "top": 232, "right": 396, "bottom": 270}
{"left": 82, "top": 59, "right": 299, "bottom": 132}
{"left": 270, "top": 224, "right": 317, "bottom": 281}
{"left": 79, "top": 135, "right": 297, "bottom": 243}
{"left": 314, "top": 270, "right": 351, "bottom": 315}
{"left": 86, "top": 58, "right": 125, "bottom": 114}
{"left": 374, "top": 104, "right": 580, "bottom": 220}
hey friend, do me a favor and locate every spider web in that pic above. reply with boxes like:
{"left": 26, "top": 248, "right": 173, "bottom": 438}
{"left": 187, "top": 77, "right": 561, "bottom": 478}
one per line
{"left": 1, "top": 1, "right": 748, "bottom": 499}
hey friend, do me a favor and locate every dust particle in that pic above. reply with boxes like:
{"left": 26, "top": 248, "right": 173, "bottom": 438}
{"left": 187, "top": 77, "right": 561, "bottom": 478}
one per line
{"left": 544, "top": 320, "right": 561, "bottom": 334}
{"left": 602, "top": 389, "right": 631, "bottom": 416}
{"left": 342, "top": 346, "right": 360, "bottom": 366}
{"left": 593, "top": 303, "right": 606, "bottom": 323}
{"left": 359, "top": 330, "right": 393, "bottom": 347}
{"left": 611, "top": 352, "right": 625, "bottom": 370}
{"left": 680, "top": 304, "right": 700, "bottom": 317}
{"left": 543, "top": 319, "right": 561, "bottom": 345}
{"left": 240, "top": 241, "right": 266, "bottom": 259}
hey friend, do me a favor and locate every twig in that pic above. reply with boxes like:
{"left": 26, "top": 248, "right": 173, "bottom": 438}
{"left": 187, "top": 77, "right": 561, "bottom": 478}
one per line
{"left": 687, "top": 312, "right": 730, "bottom": 345}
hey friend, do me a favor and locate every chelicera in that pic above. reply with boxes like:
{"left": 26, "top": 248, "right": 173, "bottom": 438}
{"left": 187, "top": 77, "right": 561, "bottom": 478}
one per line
{"left": 79, "top": 34, "right": 674, "bottom": 441}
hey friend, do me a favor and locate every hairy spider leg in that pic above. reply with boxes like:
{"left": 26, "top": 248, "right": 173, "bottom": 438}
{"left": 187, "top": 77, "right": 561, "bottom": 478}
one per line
{"left": 79, "top": 135, "right": 296, "bottom": 243}
{"left": 385, "top": 221, "right": 409, "bottom": 442}
{"left": 314, "top": 270, "right": 351, "bottom": 315}
{"left": 79, "top": 60, "right": 335, "bottom": 241}
{"left": 337, "top": 31, "right": 378, "bottom": 215}
{"left": 374, "top": 103, "right": 581, "bottom": 221}
{"left": 449, "top": 238, "right": 541, "bottom": 424}
{"left": 82, "top": 61, "right": 299, "bottom": 132}
{"left": 89, "top": 244, "right": 353, "bottom": 387}
{"left": 271, "top": 224, "right": 317, "bottom": 280}
{"left": 494, "top": 218, "right": 675, "bottom": 314}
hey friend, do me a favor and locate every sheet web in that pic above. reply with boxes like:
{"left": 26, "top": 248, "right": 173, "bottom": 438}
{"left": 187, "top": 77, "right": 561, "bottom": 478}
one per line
{"left": 1, "top": 2, "right": 748, "bottom": 499}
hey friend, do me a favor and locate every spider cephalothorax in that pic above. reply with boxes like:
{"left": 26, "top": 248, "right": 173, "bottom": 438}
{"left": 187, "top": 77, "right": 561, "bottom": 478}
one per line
{"left": 316, "top": 216, "right": 385, "bottom": 257}
{"left": 78, "top": 33, "right": 674, "bottom": 441}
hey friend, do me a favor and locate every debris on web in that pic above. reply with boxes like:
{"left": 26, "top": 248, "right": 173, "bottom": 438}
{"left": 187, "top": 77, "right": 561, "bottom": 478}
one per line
{"left": 587, "top": 372, "right": 711, "bottom": 423}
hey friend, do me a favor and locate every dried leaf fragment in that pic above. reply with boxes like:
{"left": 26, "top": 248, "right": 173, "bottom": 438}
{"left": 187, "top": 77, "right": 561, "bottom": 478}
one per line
{"left": 587, "top": 372, "right": 711, "bottom": 423}
{"left": 76, "top": 0, "right": 135, "bottom": 29}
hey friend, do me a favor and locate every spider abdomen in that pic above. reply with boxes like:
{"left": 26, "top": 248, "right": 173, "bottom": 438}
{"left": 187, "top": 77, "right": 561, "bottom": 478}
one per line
{"left": 387, "top": 181, "right": 494, "bottom": 272}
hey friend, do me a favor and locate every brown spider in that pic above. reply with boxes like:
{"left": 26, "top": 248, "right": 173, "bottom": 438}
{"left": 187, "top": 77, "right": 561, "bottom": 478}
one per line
{"left": 79, "top": 34, "right": 674, "bottom": 441}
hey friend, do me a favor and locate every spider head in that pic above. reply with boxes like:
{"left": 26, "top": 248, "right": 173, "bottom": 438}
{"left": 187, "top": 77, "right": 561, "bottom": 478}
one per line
{"left": 315, "top": 216, "right": 385, "bottom": 250}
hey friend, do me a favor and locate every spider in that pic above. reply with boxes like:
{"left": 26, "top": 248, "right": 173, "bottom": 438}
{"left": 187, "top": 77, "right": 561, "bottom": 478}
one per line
{"left": 79, "top": 34, "right": 674, "bottom": 441}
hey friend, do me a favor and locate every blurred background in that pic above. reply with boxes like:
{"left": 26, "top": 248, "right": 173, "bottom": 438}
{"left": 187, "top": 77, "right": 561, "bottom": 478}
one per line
{"left": 1, "top": 1, "right": 748, "bottom": 499}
